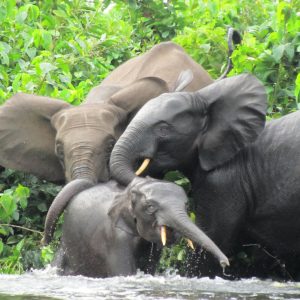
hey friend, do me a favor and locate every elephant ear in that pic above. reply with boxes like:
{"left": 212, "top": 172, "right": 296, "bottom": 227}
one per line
{"left": 197, "top": 73, "right": 267, "bottom": 171}
{"left": 0, "top": 93, "right": 71, "bottom": 181}
{"left": 108, "top": 193, "right": 138, "bottom": 236}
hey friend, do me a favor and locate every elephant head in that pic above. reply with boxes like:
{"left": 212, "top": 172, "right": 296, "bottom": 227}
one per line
{"left": 110, "top": 74, "right": 267, "bottom": 185}
{"left": 0, "top": 94, "right": 125, "bottom": 184}
{"left": 108, "top": 177, "right": 230, "bottom": 269}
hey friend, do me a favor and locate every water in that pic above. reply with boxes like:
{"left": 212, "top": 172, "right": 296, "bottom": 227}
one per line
{"left": 0, "top": 267, "right": 300, "bottom": 300}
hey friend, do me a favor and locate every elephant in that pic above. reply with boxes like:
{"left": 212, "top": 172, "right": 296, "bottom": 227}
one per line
{"left": 39, "top": 28, "right": 240, "bottom": 245}
{"left": 54, "top": 177, "right": 229, "bottom": 277}
{"left": 110, "top": 73, "right": 300, "bottom": 278}
{"left": 0, "top": 42, "right": 215, "bottom": 244}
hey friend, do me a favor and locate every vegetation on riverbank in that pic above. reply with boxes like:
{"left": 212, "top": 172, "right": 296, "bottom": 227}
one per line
{"left": 0, "top": 0, "right": 299, "bottom": 275}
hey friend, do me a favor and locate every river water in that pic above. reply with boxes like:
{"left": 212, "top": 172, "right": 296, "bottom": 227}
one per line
{"left": 0, "top": 267, "right": 300, "bottom": 300}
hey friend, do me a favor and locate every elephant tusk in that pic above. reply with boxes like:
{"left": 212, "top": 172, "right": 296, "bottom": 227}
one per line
{"left": 135, "top": 158, "right": 151, "bottom": 176}
{"left": 160, "top": 225, "right": 167, "bottom": 246}
{"left": 186, "top": 238, "right": 195, "bottom": 250}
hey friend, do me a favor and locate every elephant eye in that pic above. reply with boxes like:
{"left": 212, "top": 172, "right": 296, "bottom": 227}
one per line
{"left": 145, "top": 203, "right": 157, "bottom": 215}
{"left": 56, "top": 143, "right": 64, "bottom": 159}
{"left": 154, "top": 122, "right": 170, "bottom": 138}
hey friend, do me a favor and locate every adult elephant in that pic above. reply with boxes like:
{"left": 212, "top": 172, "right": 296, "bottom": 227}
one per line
{"left": 0, "top": 42, "right": 215, "bottom": 244}
{"left": 55, "top": 177, "right": 229, "bottom": 277}
{"left": 110, "top": 74, "right": 300, "bottom": 278}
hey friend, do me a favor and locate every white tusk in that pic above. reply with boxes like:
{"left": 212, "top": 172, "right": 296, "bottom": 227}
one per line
{"left": 160, "top": 226, "right": 167, "bottom": 246}
{"left": 186, "top": 238, "right": 195, "bottom": 250}
{"left": 135, "top": 158, "right": 151, "bottom": 176}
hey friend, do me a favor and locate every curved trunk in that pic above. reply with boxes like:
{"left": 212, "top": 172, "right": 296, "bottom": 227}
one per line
{"left": 110, "top": 124, "right": 150, "bottom": 185}
{"left": 167, "top": 212, "right": 229, "bottom": 268}
{"left": 42, "top": 179, "right": 94, "bottom": 245}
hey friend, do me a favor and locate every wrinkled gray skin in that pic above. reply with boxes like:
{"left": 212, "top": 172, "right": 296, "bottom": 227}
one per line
{"left": 110, "top": 74, "right": 278, "bottom": 277}
{"left": 55, "top": 177, "right": 229, "bottom": 277}
{"left": 0, "top": 42, "right": 214, "bottom": 245}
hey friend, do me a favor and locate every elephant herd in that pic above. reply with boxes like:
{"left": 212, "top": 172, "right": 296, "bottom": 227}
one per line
{"left": 1, "top": 32, "right": 300, "bottom": 280}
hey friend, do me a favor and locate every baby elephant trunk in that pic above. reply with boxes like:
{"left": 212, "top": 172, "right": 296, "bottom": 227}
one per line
{"left": 42, "top": 179, "right": 94, "bottom": 245}
{"left": 167, "top": 212, "right": 230, "bottom": 269}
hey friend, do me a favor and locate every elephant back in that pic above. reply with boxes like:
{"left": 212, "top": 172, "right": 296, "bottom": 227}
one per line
{"left": 85, "top": 42, "right": 213, "bottom": 104}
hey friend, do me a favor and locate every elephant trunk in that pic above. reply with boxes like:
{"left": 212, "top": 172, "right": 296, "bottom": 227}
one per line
{"left": 165, "top": 211, "right": 229, "bottom": 268}
{"left": 110, "top": 123, "right": 152, "bottom": 185}
{"left": 42, "top": 178, "right": 94, "bottom": 245}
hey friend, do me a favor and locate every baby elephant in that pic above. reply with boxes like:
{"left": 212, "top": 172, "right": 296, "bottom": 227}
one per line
{"left": 55, "top": 177, "right": 228, "bottom": 277}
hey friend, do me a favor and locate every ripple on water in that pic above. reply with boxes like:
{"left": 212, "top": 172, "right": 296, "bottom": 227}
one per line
{"left": 0, "top": 267, "right": 300, "bottom": 300}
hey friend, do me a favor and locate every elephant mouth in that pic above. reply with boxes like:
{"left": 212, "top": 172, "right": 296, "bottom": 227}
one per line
{"left": 159, "top": 225, "right": 195, "bottom": 250}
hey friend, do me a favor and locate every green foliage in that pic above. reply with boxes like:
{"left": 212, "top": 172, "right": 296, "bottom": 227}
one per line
{"left": 0, "top": 183, "right": 30, "bottom": 273}
{"left": 158, "top": 240, "right": 190, "bottom": 274}
{"left": 0, "top": 0, "right": 298, "bottom": 274}
{"left": 0, "top": 169, "right": 61, "bottom": 274}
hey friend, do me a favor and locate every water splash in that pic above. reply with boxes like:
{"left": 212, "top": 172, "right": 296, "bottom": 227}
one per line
{"left": 0, "top": 271, "right": 300, "bottom": 300}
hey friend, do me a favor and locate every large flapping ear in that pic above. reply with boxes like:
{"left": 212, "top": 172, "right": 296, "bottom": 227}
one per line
{"left": 108, "top": 77, "right": 169, "bottom": 119}
{"left": 196, "top": 74, "right": 267, "bottom": 171}
{"left": 0, "top": 93, "right": 71, "bottom": 181}
{"left": 108, "top": 192, "right": 137, "bottom": 236}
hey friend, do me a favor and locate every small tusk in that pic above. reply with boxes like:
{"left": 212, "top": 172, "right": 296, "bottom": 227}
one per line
{"left": 135, "top": 158, "right": 151, "bottom": 176}
{"left": 186, "top": 239, "right": 195, "bottom": 250}
{"left": 160, "top": 226, "right": 167, "bottom": 246}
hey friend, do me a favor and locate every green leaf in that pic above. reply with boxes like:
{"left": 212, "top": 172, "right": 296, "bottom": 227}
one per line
{"left": 15, "top": 10, "right": 27, "bottom": 24}
{"left": 33, "top": 29, "right": 41, "bottom": 48}
{"left": 0, "top": 42, "right": 11, "bottom": 66}
{"left": 42, "top": 31, "right": 53, "bottom": 50}
{"left": 295, "top": 73, "right": 300, "bottom": 102}
{"left": 189, "top": 212, "right": 196, "bottom": 223}
{"left": 15, "top": 239, "right": 25, "bottom": 253}
{"left": 27, "top": 4, "right": 40, "bottom": 21}
{"left": 272, "top": 45, "right": 285, "bottom": 63}
{"left": 177, "top": 249, "right": 185, "bottom": 261}
{"left": 37, "top": 202, "right": 48, "bottom": 212}
{"left": 6, "top": 235, "right": 20, "bottom": 245}
{"left": 41, "top": 246, "right": 54, "bottom": 264}
{"left": 0, "top": 226, "right": 9, "bottom": 235}
{"left": 0, "top": 239, "right": 3, "bottom": 254}
{"left": 39, "top": 62, "right": 57, "bottom": 75}
{"left": 0, "top": 194, "right": 17, "bottom": 217}
{"left": 284, "top": 43, "right": 294, "bottom": 62}
{"left": 15, "top": 185, "right": 30, "bottom": 209}
{"left": 200, "top": 43, "right": 211, "bottom": 53}
{"left": 12, "top": 74, "right": 22, "bottom": 92}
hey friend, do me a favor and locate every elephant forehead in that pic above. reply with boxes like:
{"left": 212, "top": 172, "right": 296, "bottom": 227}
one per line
{"left": 141, "top": 182, "right": 187, "bottom": 203}
{"left": 52, "top": 105, "right": 121, "bottom": 131}
{"left": 135, "top": 92, "right": 192, "bottom": 122}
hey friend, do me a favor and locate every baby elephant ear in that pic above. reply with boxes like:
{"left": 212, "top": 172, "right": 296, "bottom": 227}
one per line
{"left": 197, "top": 74, "right": 267, "bottom": 171}
{"left": 108, "top": 193, "right": 137, "bottom": 236}
{"left": 0, "top": 93, "right": 70, "bottom": 182}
